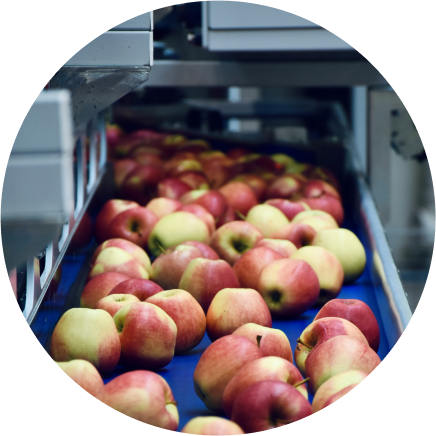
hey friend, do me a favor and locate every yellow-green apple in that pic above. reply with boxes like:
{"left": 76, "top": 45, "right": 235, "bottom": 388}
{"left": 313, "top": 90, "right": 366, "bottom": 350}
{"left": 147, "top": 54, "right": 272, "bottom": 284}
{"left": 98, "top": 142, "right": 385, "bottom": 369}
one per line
{"left": 311, "top": 229, "right": 366, "bottom": 283}
{"left": 311, "top": 369, "right": 368, "bottom": 412}
{"left": 179, "top": 204, "right": 216, "bottom": 236}
{"left": 322, "top": 383, "right": 359, "bottom": 409}
{"left": 271, "top": 154, "right": 299, "bottom": 172}
{"left": 146, "top": 289, "right": 206, "bottom": 354}
{"left": 193, "top": 335, "right": 264, "bottom": 412}
{"left": 231, "top": 174, "right": 268, "bottom": 201}
{"left": 114, "top": 302, "right": 177, "bottom": 370}
{"left": 291, "top": 209, "right": 337, "bottom": 227}
{"left": 56, "top": 359, "right": 104, "bottom": 397}
{"left": 255, "top": 238, "right": 297, "bottom": 258}
{"left": 98, "top": 370, "right": 179, "bottom": 430}
{"left": 230, "top": 380, "right": 312, "bottom": 433}
{"left": 206, "top": 288, "right": 272, "bottom": 341}
{"left": 181, "top": 241, "right": 220, "bottom": 260}
{"left": 305, "top": 335, "right": 381, "bottom": 393}
{"left": 157, "top": 178, "right": 192, "bottom": 200}
{"left": 256, "top": 258, "right": 320, "bottom": 318}
{"left": 179, "top": 189, "right": 228, "bottom": 220}
{"left": 113, "top": 159, "right": 137, "bottom": 190}
{"left": 145, "top": 197, "right": 182, "bottom": 219}
{"left": 95, "top": 199, "right": 139, "bottom": 242}
{"left": 245, "top": 204, "right": 289, "bottom": 238}
{"left": 120, "top": 165, "right": 165, "bottom": 205}
{"left": 107, "top": 206, "right": 158, "bottom": 248}
{"left": 181, "top": 417, "right": 244, "bottom": 435}
{"left": 209, "top": 221, "right": 264, "bottom": 265}
{"left": 219, "top": 182, "right": 258, "bottom": 216}
{"left": 233, "top": 247, "right": 284, "bottom": 289}
{"left": 165, "top": 159, "right": 203, "bottom": 178}
{"left": 88, "top": 247, "right": 149, "bottom": 280}
{"left": 95, "top": 294, "right": 140, "bottom": 317}
{"left": 223, "top": 356, "right": 308, "bottom": 418}
{"left": 300, "top": 196, "right": 344, "bottom": 226}
{"left": 80, "top": 272, "right": 130, "bottom": 309}
{"left": 271, "top": 222, "right": 317, "bottom": 248}
{"left": 50, "top": 308, "right": 121, "bottom": 374}
{"left": 265, "top": 175, "right": 303, "bottom": 199}
{"left": 303, "top": 179, "right": 341, "bottom": 200}
{"left": 294, "top": 317, "right": 369, "bottom": 376}
{"left": 148, "top": 211, "right": 210, "bottom": 257}
{"left": 232, "top": 323, "right": 293, "bottom": 362}
{"left": 108, "top": 278, "right": 163, "bottom": 301}
{"left": 179, "top": 258, "right": 240, "bottom": 312}
{"left": 265, "top": 199, "right": 309, "bottom": 220}
{"left": 177, "top": 171, "right": 209, "bottom": 190}
{"left": 91, "top": 238, "right": 151, "bottom": 275}
{"left": 314, "top": 299, "right": 380, "bottom": 352}
{"left": 292, "top": 215, "right": 338, "bottom": 233}
{"left": 291, "top": 246, "right": 344, "bottom": 304}
{"left": 150, "top": 244, "right": 204, "bottom": 289}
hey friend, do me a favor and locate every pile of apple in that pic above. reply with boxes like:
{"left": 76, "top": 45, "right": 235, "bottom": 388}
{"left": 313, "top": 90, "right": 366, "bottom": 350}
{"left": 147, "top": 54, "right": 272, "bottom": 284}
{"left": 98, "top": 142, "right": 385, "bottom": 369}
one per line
{"left": 49, "top": 126, "right": 381, "bottom": 434}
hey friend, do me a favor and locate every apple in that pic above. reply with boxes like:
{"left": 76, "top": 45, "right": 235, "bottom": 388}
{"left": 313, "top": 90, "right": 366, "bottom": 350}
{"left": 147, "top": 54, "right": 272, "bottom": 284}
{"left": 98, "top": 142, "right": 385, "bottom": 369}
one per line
{"left": 193, "top": 335, "right": 264, "bottom": 413}
{"left": 91, "top": 239, "right": 151, "bottom": 275}
{"left": 219, "top": 182, "right": 258, "bottom": 216}
{"left": 227, "top": 147, "right": 252, "bottom": 160}
{"left": 80, "top": 272, "right": 130, "bottom": 309}
{"left": 146, "top": 289, "right": 206, "bottom": 354}
{"left": 67, "top": 211, "right": 93, "bottom": 253}
{"left": 202, "top": 160, "right": 240, "bottom": 189}
{"left": 206, "top": 288, "right": 272, "bottom": 342}
{"left": 114, "top": 302, "right": 177, "bottom": 370}
{"left": 108, "top": 278, "right": 163, "bottom": 301}
{"left": 120, "top": 165, "right": 165, "bottom": 205}
{"left": 95, "top": 199, "right": 139, "bottom": 242}
{"left": 177, "top": 170, "right": 209, "bottom": 190}
{"left": 98, "top": 370, "right": 179, "bottom": 430}
{"left": 95, "top": 293, "right": 140, "bottom": 317}
{"left": 179, "top": 258, "right": 240, "bottom": 312}
{"left": 311, "top": 369, "right": 368, "bottom": 412}
{"left": 265, "top": 199, "right": 310, "bottom": 220}
{"left": 157, "top": 178, "right": 192, "bottom": 200}
{"left": 179, "top": 204, "right": 216, "bottom": 236}
{"left": 270, "top": 222, "right": 317, "bottom": 248}
{"left": 291, "top": 246, "right": 344, "bottom": 305}
{"left": 311, "top": 228, "right": 367, "bottom": 283}
{"left": 150, "top": 244, "right": 204, "bottom": 290}
{"left": 145, "top": 197, "right": 182, "bottom": 219}
{"left": 179, "top": 139, "right": 211, "bottom": 153}
{"left": 181, "top": 240, "right": 220, "bottom": 260}
{"left": 181, "top": 417, "right": 244, "bottom": 435}
{"left": 216, "top": 205, "right": 236, "bottom": 228}
{"left": 271, "top": 153, "right": 299, "bottom": 171}
{"left": 305, "top": 335, "right": 381, "bottom": 393}
{"left": 314, "top": 299, "right": 380, "bottom": 352}
{"left": 305, "top": 166, "right": 341, "bottom": 191}
{"left": 165, "top": 159, "right": 203, "bottom": 178}
{"left": 233, "top": 247, "right": 284, "bottom": 289}
{"left": 88, "top": 247, "right": 149, "bottom": 280}
{"left": 232, "top": 323, "right": 293, "bottom": 363}
{"left": 223, "top": 356, "right": 308, "bottom": 418}
{"left": 293, "top": 215, "right": 338, "bottom": 233}
{"left": 113, "top": 159, "right": 137, "bottom": 190}
{"left": 106, "top": 123, "right": 124, "bottom": 150}
{"left": 291, "top": 209, "right": 337, "bottom": 227}
{"left": 300, "top": 196, "right": 344, "bottom": 226}
{"left": 209, "top": 221, "right": 264, "bottom": 266}
{"left": 148, "top": 211, "right": 210, "bottom": 257}
{"left": 256, "top": 258, "right": 320, "bottom": 318}
{"left": 255, "top": 238, "right": 297, "bottom": 258}
{"left": 230, "top": 380, "right": 312, "bottom": 433}
{"left": 303, "top": 179, "right": 341, "bottom": 201}
{"left": 294, "top": 317, "right": 369, "bottom": 376}
{"left": 179, "top": 189, "right": 228, "bottom": 220}
{"left": 231, "top": 174, "right": 268, "bottom": 201}
{"left": 132, "top": 152, "right": 164, "bottom": 169}
{"left": 265, "top": 175, "right": 303, "bottom": 199}
{"left": 50, "top": 308, "right": 121, "bottom": 374}
{"left": 245, "top": 204, "right": 289, "bottom": 238}
{"left": 56, "top": 359, "right": 104, "bottom": 397}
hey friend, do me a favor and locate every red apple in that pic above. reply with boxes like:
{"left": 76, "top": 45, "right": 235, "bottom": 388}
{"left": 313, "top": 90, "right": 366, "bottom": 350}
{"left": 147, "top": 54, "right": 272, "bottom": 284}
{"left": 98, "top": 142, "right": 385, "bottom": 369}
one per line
{"left": 146, "top": 289, "right": 206, "bottom": 354}
{"left": 209, "top": 221, "right": 264, "bottom": 266}
{"left": 230, "top": 381, "right": 312, "bottom": 433}
{"left": 193, "top": 335, "right": 264, "bottom": 413}
{"left": 131, "top": 152, "right": 164, "bottom": 169}
{"left": 265, "top": 199, "right": 310, "bottom": 220}
{"left": 177, "top": 171, "right": 209, "bottom": 190}
{"left": 233, "top": 247, "right": 284, "bottom": 289}
{"left": 303, "top": 179, "right": 341, "bottom": 201}
{"left": 108, "top": 278, "right": 163, "bottom": 301}
{"left": 271, "top": 222, "right": 317, "bottom": 248}
{"left": 145, "top": 197, "right": 182, "bottom": 219}
{"left": 265, "top": 175, "right": 303, "bottom": 199}
{"left": 223, "top": 356, "right": 308, "bottom": 418}
{"left": 180, "top": 189, "right": 228, "bottom": 221}
{"left": 179, "top": 258, "right": 240, "bottom": 312}
{"left": 256, "top": 258, "right": 320, "bottom": 318}
{"left": 219, "top": 182, "right": 258, "bottom": 216}
{"left": 314, "top": 299, "right": 380, "bottom": 352}
{"left": 67, "top": 211, "right": 93, "bottom": 252}
{"left": 165, "top": 159, "right": 203, "bottom": 178}
{"left": 114, "top": 302, "right": 177, "bottom": 370}
{"left": 80, "top": 272, "right": 130, "bottom": 309}
{"left": 255, "top": 238, "right": 297, "bottom": 258}
{"left": 157, "top": 178, "right": 192, "bottom": 200}
{"left": 95, "top": 293, "right": 140, "bottom": 317}
{"left": 98, "top": 370, "right": 179, "bottom": 430}
{"left": 181, "top": 241, "right": 220, "bottom": 260}
{"left": 216, "top": 205, "right": 236, "bottom": 228}
{"left": 181, "top": 417, "right": 244, "bottom": 435}
{"left": 232, "top": 174, "right": 268, "bottom": 201}
{"left": 206, "top": 288, "right": 272, "bottom": 341}
{"left": 300, "top": 196, "right": 344, "bottom": 226}
{"left": 113, "top": 159, "right": 137, "bottom": 190}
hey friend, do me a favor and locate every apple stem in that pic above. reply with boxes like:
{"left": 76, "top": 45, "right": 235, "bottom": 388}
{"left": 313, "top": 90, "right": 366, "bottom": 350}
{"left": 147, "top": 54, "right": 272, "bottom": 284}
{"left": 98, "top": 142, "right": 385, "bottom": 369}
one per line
{"left": 293, "top": 377, "right": 310, "bottom": 388}
{"left": 155, "top": 241, "right": 166, "bottom": 254}
{"left": 297, "top": 338, "right": 313, "bottom": 349}
{"left": 167, "top": 401, "right": 178, "bottom": 406}
{"left": 235, "top": 210, "right": 246, "bottom": 220}
{"left": 256, "top": 335, "right": 262, "bottom": 348}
